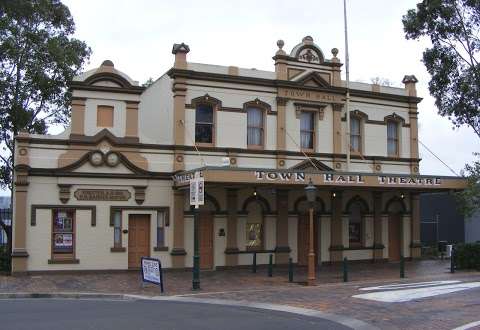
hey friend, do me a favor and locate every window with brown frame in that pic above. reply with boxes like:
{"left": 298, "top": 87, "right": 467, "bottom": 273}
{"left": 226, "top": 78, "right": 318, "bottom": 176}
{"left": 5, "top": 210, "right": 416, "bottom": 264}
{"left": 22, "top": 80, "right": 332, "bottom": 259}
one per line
{"left": 113, "top": 210, "right": 122, "bottom": 248}
{"left": 97, "top": 105, "right": 114, "bottom": 127}
{"left": 300, "top": 111, "right": 315, "bottom": 150}
{"left": 52, "top": 209, "right": 75, "bottom": 259}
{"left": 156, "top": 210, "right": 166, "bottom": 248}
{"left": 195, "top": 104, "right": 214, "bottom": 144}
{"left": 350, "top": 116, "right": 361, "bottom": 153}
{"left": 387, "top": 120, "right": 399, "bottom": 156}
{"left": 247, "top": 107, "right": 264, "bottom": 147}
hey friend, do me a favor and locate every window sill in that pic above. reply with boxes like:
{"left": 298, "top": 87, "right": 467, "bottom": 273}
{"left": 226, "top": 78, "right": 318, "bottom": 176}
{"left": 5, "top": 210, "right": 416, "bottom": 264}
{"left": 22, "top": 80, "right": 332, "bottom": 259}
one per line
{"left": 110, "top": 247, "right": 126, "bottom": 252}
{"left": 48, "top": 259, "right": 80, "bottom": 264}
{"left": 153, "top": 247, "right": 169, "bottom": 252}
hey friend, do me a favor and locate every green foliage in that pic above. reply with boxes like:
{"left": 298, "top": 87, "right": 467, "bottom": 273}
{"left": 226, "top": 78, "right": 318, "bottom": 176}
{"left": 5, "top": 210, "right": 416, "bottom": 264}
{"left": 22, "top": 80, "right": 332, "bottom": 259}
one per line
{"left": 0, "top": 0, "right": 91, "bottom": 190}
{"left": 403, "top": 0, "right": 480, "bottom": 138}
{"left": 456, "top": 153, "right": 480, "bottom": 217}
{"left": 142, "top": 77, "right": 154, "bottom": 87}
{"left": 455, "top": 243, "right": 480, "bottom": 270}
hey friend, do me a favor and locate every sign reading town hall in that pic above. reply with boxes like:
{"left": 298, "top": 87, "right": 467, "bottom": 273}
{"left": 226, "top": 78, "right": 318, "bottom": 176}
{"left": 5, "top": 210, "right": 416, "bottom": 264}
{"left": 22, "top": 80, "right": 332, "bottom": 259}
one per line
{"left": 254, "top": 171, "right": 442, "bottom": 187}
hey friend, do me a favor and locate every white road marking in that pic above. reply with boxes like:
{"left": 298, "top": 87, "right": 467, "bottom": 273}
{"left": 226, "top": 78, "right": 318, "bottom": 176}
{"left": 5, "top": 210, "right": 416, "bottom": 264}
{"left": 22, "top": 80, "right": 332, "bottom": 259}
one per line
{"left": 451, "top": 320, "right": 480, "bottom": 330}
{"left": 353, "top": 282, "right": 480, "bottom": 302}
{"left": 359, "top": 280, "right": 461, "bottom": 291}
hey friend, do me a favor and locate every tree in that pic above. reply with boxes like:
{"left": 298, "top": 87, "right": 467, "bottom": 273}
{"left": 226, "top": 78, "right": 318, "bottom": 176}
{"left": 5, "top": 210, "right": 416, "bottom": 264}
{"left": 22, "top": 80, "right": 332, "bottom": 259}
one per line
{"left": 403, "top": 0, "right": 480, "bottom": 138}
{"left": 403, "top": 0, "right": 480, "bottom": 217}
{"left": 0, "top": 0, "right": 91, "bottom": 254}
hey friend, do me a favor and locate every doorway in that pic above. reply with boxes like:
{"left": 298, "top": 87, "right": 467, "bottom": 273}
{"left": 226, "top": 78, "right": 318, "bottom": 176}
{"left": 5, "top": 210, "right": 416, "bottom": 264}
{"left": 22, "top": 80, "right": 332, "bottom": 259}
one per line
{"left": 388, "top": 213, "right": 401, "bottom": 262}
{"left": 128, "top": 214, "right": 150, "bottom": 269}
{"left": 199, "top": 212, "right": 214, "bottom": 269}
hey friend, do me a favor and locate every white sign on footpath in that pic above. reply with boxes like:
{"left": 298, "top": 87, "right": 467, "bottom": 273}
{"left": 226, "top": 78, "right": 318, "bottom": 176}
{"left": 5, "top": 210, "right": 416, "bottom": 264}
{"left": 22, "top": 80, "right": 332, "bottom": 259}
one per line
{"left": 141, "top": 257, "right": 163, "bottom": 293}
{"left": 353, "top": 280, "right": 480, "bottom": 303}
{"left": 189, "top": 171, "right": 204, "bottom": 208}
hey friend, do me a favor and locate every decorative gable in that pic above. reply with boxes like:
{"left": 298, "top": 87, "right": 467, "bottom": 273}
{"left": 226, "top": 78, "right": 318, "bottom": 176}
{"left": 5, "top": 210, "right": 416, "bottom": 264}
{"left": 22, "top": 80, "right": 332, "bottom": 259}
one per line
{"left": 290, "top": 158, "right": 333, "bottom": 171}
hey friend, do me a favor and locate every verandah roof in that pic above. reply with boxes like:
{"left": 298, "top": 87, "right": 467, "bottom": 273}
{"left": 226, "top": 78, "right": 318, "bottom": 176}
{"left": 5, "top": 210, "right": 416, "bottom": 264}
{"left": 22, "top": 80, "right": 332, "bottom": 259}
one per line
{"left": 173, "top": 166, "right": 467, "bottom": 192}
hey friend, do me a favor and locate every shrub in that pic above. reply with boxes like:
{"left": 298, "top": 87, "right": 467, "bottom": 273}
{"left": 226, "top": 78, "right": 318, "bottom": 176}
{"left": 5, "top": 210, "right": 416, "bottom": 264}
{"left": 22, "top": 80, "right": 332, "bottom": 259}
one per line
{"left": 455, "top": 243, "right": 480, "bottom": 270}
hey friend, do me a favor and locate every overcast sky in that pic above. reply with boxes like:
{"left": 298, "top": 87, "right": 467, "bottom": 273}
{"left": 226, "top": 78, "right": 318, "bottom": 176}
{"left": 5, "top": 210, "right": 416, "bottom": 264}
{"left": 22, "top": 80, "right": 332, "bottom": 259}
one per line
{"left": 1, "top": 0, "right": 478, "bottom": 196}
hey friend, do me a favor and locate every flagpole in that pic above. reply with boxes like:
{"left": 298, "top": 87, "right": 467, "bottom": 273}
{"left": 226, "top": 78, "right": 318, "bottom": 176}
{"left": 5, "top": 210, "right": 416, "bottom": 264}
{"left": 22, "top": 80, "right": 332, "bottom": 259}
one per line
{"left": 344, "top": 0, "right": 351, "bottom": 171}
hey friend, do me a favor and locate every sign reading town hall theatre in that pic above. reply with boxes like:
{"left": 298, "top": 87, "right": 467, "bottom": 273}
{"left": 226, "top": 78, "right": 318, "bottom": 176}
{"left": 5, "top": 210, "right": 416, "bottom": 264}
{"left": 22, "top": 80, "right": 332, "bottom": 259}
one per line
{"left": 74, "top": 189, "right": 131, "bottom": 201}
{"left": 254, "top": 171, "right": 443, "bottom": 187}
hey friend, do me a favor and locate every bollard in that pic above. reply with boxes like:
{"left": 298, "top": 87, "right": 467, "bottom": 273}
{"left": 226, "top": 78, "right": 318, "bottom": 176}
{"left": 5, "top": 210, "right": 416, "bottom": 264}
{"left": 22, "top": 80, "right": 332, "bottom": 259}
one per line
{"left": 450, "top": 246, "right": 455, "bottom": 274}
{"left": 268, "top": 254, "right": 273, "bottom": 277}
{"left": 343, "top": 257, "right": 348, "bottom": 282}
{"left": 288, "top": 257, "right": 293, "bottom": 283}
{"left": 400, "top": 255, "right": 405, "bottom": 278}
{"left": 252, "top": 252, "right": 257, "bottom": 273}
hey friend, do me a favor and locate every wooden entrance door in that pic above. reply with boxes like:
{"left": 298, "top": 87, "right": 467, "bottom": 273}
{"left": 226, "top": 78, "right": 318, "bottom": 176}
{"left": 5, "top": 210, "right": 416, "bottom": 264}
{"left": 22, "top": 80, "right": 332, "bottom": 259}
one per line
{"left": 128, "top": 214, "right": 150, "bottom": 269}
{"left": 199, "top": 212, "right": 214, "bottom": 269}
{"left": 388, "top": 214, "right": 401, "bottom": 261}
{"left": 297, "top": 214, "right": 318, "bottom": 266}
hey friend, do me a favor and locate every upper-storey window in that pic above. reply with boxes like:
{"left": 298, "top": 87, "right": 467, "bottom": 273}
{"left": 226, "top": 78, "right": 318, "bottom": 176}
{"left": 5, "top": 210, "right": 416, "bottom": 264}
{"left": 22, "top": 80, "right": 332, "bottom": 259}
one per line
{"left": 97, "top": 105, "right": 114, "bottom": 127}
{"left": 350, "top": 117, "right": 361, "bottom": 153}
{"left": 247, "top": 107, "right": 264, "bottom": 147}
{"left": 387, "top": 120, "right": 399, "bottom": 157}
{"left": 300, "top": 111, "right": 315, "bottom": 150}
{"left": 195, "top": 104, "right": 214, "bottom": 144}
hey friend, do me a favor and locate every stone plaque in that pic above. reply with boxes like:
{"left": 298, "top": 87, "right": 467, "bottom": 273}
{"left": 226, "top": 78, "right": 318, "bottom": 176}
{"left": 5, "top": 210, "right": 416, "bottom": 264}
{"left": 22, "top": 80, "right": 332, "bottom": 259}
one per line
{"left": 74, "top": 189, "right": 131, "bottom": 201}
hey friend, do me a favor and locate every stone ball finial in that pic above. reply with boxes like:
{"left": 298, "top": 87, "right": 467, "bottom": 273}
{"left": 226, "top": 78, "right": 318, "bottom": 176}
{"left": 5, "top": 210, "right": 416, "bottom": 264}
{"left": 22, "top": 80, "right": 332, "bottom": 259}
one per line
{"left": 302, "top": 36, "right": 314, "bottom": 44}
{"left": 101, "top": 60, "right": 114, "bottom": 67}
{"left": 277, "top": 39, "right": 284, "bottom": 50}
{"left": 331, "top": 48, "right": 339, "bottom": 58}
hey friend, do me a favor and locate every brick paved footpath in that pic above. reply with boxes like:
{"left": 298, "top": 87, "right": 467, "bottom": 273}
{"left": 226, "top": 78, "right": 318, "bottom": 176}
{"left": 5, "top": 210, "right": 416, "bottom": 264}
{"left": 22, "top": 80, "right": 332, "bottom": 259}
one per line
{"left": 1, "top": 260, "right": 480, "bottom": 329}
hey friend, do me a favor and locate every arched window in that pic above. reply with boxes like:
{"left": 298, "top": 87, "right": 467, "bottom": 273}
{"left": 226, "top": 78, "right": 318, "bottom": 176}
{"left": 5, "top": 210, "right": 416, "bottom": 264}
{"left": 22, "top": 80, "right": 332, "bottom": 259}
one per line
{"left": 346, "top": 196, "right": 369, "bottom": 247}
{"left": 195, "top": 104, "right": 214, "bottom": 144}
{"left": 247, "top": 107, "right": 264, "bottom": 147}
{"left": 350, "top": 116, "right": 361, "bottom": 153}
{"left": 387, "top": 120, "right": 399, "bottom": 157}
{"left": 246, "top": 202, "right": 263, "bottom": 250}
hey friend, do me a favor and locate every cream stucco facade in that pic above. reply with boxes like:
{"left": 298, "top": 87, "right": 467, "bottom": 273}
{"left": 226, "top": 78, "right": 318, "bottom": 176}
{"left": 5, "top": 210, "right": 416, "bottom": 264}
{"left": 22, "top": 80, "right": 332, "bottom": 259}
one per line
{"left": 11, "top": 36, "right": 466, "bottom": 273}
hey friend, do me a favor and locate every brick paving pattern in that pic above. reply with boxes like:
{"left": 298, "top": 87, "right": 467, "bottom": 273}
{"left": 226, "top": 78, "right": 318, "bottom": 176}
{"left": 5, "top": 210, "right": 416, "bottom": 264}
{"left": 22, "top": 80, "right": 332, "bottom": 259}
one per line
{"left": 1, "top": 260, "right": 479, "bottom": 329}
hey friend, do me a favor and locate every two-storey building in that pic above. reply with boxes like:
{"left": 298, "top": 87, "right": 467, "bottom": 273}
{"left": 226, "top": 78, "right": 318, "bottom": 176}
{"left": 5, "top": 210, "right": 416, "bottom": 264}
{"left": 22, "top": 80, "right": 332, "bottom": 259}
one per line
{"left": 11, "top": 36, "right": 465, "bottom": 273}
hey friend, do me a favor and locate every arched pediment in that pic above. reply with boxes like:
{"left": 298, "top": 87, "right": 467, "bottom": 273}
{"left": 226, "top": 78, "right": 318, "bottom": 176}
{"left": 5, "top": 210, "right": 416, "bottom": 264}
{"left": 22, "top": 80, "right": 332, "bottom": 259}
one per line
{"left": 84, "top": 72, "right": 134, "bottom": 89}
{"left": 290, "top": 36, "right": 325, "bottom": 64}
{"left": 384, "top": 196, "right": 407, "bottom": 213}
{"left": 190, "top": 94, "right": 222, "bottom": 108}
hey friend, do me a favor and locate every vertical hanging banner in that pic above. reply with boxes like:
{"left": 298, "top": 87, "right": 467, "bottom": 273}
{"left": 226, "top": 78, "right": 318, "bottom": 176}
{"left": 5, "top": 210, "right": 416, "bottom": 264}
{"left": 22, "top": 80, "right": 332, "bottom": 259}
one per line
{"left": 141, "top": 257, "right": 164, "bottom": 292}
{"left": 189, "top": 171, "right": 205, "bottom": 208}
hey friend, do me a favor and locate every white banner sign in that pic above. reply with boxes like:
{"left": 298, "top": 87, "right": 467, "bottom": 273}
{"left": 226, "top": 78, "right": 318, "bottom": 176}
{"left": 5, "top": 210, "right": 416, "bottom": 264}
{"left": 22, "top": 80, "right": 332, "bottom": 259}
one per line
{"left": 189, "top": 171, "right": 204, "bottom": 207}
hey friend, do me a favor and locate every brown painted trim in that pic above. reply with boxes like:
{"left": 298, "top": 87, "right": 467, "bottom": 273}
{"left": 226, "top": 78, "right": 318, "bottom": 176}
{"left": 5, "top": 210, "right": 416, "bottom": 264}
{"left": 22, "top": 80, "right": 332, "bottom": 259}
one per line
{"left": 31, "top": 205, "right": 96, "bottom": 226}
{"left": 70, "top": 80, "right": 144, "bottom": 95}
{"left": 110, "top": 247, "right": 126, "bottom": 252}
{"left": 15, "top": 137, "right": 420, "bottom": 164}
{"left": 109, "top": 206, "right": 170, "bottom": 227}
{"left": 153, "top": 246, "right": 169, "bottom": 252}
{"left": 27, "top": 169, "right": 173, "bottom": 180}
{"left": 186, "top": 83, "right": 277, "bottom": 94}
{"left": 48, "top": 259, "right": 80, "bottom": 264}
{"left": 351, "top": 99, "right": 411, "bottom": 109}
{"left": 167, "top": 68, "right": 422, "bottom": 104}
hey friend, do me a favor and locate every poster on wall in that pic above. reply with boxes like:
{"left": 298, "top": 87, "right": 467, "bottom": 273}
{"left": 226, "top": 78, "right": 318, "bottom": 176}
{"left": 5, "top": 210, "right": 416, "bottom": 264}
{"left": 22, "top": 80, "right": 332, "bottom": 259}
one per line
{"left": 141, "top": 257, "right": 164, "bottom": 293}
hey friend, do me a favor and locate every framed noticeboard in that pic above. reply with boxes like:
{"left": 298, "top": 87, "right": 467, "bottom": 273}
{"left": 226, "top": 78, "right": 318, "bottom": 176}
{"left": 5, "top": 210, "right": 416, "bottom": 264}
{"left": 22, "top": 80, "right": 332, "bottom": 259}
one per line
{"left": 141, "top": 257, "right": 164, "bottom": 292}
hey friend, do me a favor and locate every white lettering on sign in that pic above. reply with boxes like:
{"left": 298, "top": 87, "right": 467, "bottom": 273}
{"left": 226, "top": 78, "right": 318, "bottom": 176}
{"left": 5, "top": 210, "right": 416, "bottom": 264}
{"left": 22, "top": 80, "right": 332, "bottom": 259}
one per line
{"left": 255, "top": 171, "right": 306, "bottom": 182}
{"left": 378, "top": 176, "right": 441, "bottom": 185}
{"left": 324, "top": 174, "right": 365, "bottom": 184}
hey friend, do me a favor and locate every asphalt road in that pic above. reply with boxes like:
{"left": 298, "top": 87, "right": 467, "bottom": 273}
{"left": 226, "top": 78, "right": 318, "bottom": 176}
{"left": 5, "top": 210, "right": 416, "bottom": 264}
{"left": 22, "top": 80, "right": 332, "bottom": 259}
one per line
{"left": 0, "top": 299, "right": 350, "bottom": 330}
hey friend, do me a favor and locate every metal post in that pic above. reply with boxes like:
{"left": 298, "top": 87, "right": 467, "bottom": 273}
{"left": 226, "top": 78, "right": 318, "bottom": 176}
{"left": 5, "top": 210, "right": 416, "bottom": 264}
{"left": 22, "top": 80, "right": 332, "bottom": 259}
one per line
{"left": 252, "top": 252, "right": 257, "bottom": 273}
{"left": 288, "top": 257, "right": 293, "bottom": 283}
{"left": 307, "top": 207, "right": 316, "bottom": 285}
{"left": 343, "top": 257, "right": 348, "bottom": 282}
{"left": 450, "top": 246, "right": 455, "bottom": 274}
{"left": 400, "top": 255, "right": 405, "bottom": 278}
{"left": 192, "top": 207, "right": 200, "bottom": 290}
{"left": 268, "top": 254, "right": 273, "bottom": 277}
